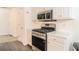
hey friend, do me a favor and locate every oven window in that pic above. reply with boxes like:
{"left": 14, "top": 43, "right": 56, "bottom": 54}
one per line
{"left": 32, "top": 35, "right": 46, "bottom": 51}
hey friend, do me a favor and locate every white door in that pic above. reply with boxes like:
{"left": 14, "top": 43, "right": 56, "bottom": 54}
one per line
{"left": 16, "top": 8, "right": 26, "bottom": 45}
{"left": 24, "top": 8, "right": 32, "bottom": 45}
{"left": 0, "top": 8, "right": 10, "bottom": 35}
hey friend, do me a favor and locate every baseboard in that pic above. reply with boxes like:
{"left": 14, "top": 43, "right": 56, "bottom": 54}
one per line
{"left": 0, "top": 34, "right": 13, "bottom": 37}
{"left": 27, "top": 44, "right": 32, "bottom": 48}
{"left": 23, "top": 42, "right": 28, "bottom": 46}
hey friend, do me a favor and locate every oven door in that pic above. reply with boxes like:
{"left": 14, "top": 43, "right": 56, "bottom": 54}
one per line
{"left": 32, "top": 35, "right": 46, "bottom": 51}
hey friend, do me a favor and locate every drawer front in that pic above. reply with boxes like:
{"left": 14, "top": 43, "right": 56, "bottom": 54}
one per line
{"left": 48, "top": 43, "right": 64, "bottom": 51}
{"left": 48, "top": 37, "right": 64, "bottom": 45}
{"left": 48, "top": 34, "right": 66, "bottom": 41}
{"left": 48, "top": 40, "right": 64, "bottom": 48}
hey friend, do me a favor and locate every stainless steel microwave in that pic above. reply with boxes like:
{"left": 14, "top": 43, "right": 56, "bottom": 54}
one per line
{"left": 37, "top": 10, "right": 55, "bottom": 21}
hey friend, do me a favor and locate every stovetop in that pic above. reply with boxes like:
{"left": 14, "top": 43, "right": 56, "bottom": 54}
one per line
{"left": 32, "top": 27, "right": 55, "bottom": 33}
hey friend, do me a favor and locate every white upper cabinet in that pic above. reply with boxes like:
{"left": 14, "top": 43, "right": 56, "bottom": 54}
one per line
{"left": 53, "top": 7, "right": 70, "bottom": 20}
{"left": 44, "top": 7, "right": 70, "bottom": 20}
{"left": 69, "top": 7, "right": 79, "bottom": 20}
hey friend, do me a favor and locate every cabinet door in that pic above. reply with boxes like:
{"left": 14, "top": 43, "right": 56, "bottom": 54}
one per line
{"left": 17, "top": 8, "right": 25, "bottom": 43}
{"left": 53, "top": 7, "right": 69, "bottom": 20}
{"left": 47, "top": 35, "right": 64, "bottom": 51}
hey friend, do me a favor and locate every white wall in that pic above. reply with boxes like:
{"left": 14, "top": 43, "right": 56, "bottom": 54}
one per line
{"left": 0, "top": 8, "right": 10, "bottom": 35}
{"left": 9, "top": 8, "right": 18, "bottom": 37}
{"left": 69, "top": 7, "right": 79, "bottom": 42}
{"left": 9, "top": 8, "right": 24, "bottom": 37}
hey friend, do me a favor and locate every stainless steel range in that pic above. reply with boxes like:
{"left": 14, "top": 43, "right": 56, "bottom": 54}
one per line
{"left": 32, "top": 23, "right": 56, "bottom": 51}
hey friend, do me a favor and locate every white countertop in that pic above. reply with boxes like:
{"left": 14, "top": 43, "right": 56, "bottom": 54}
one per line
{"left": 47, "top": 31, "right": 73, "bottom": 38}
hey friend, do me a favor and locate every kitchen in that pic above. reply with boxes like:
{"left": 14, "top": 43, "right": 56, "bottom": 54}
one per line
{"left": 31, "top": 7, "right": 78, "bottom": 51}
{"left": 0, "top": 7, "right": 79, "bottom": 51}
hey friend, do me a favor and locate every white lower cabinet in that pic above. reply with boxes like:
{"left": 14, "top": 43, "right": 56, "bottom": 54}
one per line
{"left": 48, "top": 44, "right": 64, "bottom": 51}
{"left": 47, "top": 33, "right": 65, "bottom": 51}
